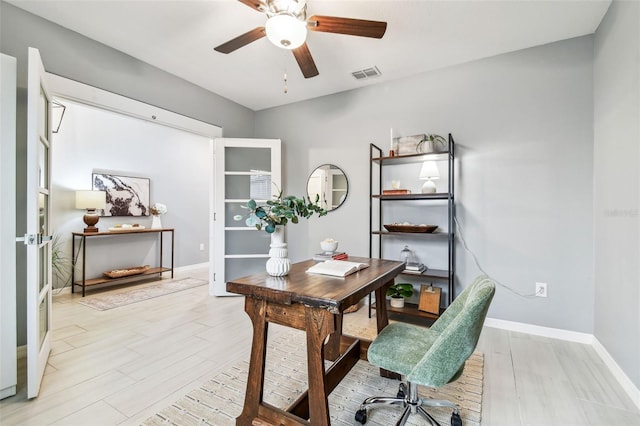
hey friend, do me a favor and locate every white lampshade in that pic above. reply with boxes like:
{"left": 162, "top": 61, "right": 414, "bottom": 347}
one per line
{"left": 75, "top": 190, "right": 106, "bottom": 210}
{"left": 265, "top": 14, "right": 307, "bottom": 49}
{"left": 419, "top": 161, "right": 440, "bottom": 194}
{"left": 419, "top": 161, "right": 440, "bottom": 180}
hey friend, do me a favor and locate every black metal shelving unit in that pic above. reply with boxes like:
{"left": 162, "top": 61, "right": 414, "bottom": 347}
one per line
{"left": 368, "top": 134, "right": 456, "bottom": 321}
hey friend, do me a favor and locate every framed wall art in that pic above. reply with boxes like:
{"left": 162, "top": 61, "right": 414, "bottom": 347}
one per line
{"left": 92, "top": 173, "right": 150, "bottom": 216}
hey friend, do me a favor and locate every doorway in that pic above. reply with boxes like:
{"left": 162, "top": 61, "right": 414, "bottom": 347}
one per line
{"left": 48, "top": 74, "right": 221, "bottom": 295}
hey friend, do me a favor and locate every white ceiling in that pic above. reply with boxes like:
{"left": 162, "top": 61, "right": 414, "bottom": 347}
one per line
{"left": 9, "top": 0, "right": 611, "bottom": 111}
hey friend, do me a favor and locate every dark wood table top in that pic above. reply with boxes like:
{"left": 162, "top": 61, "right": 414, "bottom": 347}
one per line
{"left": 226, "top": 257, "right": 404, "bottom": 314}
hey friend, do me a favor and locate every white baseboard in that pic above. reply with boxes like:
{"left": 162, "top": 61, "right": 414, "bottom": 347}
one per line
{"left": 174, "top": 262, "right": 209, "bottom": 273}
{"left": 484, "top": 317, "right": 593, "bottom": 344}
{"left": 0, "top": 385, "right": 17, "bottom": 400}
{"left": 485, "top": 317, "right": 640, "bottom": 411}
{"left": 592, "top": 337, "right": 640, "bottom": 411}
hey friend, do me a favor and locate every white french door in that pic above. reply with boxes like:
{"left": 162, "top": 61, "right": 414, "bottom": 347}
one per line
{"left": 211, "top": 138, "right": 282, "bottom": 296}
{"left": 25, "top": 47, "right": 53, "bottom": 398}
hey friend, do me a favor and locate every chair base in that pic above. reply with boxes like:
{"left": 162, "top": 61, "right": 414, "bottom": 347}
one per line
{"left": 355, "top": 381, "right": 462, "bottom": 426}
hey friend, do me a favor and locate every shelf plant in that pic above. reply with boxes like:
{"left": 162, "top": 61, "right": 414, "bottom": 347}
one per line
{"left": 387, "top": 283, "right": 414, "bottom": 308}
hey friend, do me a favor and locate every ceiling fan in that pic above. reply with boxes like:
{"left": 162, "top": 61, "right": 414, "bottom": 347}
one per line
{"left": 214, "top": 0, "right": 387, "bottom": 78}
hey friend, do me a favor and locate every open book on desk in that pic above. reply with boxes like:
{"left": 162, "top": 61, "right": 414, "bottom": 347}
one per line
{"left": 306, "top": 259, "right": 369, "bottom": 277}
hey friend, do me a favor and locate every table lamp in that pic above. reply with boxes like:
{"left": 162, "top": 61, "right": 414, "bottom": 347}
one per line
{"left": 419, "top": 161, "right": 440, "bottom": 193}
{"left": 75, "top": 190, "right": 106, "bottom": 233}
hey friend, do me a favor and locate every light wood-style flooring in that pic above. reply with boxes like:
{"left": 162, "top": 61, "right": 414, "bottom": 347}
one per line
{"left": 1, "top": 266, "right": 638, "bottom": 425}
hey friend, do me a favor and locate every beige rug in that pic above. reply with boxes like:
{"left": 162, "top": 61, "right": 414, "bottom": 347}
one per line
{"left": 77, "top": 278, "right": 207, "bottom": 310}
{"left": 142, "top": 327, "right": 483, "bottom": 426}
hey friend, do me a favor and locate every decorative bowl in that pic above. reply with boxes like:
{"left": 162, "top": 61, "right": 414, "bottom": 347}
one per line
{"left": 320, "top": 240, "right": 338, "bottom": 253}
{"left": 384, "top": 224, "right": 438, "bottom": 233}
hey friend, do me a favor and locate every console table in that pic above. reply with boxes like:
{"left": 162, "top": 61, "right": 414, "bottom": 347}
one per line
{"left": 71, "top": 228, "right": 174, "bottom": 297}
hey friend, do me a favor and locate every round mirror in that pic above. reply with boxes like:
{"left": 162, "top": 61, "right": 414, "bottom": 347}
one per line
{"left": 307, "top": 164, "right": 348, "bottom": 212}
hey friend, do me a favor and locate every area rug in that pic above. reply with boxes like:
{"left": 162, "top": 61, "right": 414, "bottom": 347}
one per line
{"left": 77, "top": 278, "right": 207, "bottom": 310}
{"left": 142, "top": 328, "right": 483, "bottom": 426}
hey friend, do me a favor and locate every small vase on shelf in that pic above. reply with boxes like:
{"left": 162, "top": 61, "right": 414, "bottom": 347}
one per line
{"left": 151, "top": 215, "right": 162, "bottom": 229}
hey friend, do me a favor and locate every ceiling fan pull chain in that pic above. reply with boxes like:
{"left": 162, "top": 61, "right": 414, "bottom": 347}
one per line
{"left": 284, "top": 71, "right": 288, "bottom": 94}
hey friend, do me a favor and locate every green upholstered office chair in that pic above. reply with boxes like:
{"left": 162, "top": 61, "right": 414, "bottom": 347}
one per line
{"left": 355, "top": 275, "right": 495, "bottom": 426}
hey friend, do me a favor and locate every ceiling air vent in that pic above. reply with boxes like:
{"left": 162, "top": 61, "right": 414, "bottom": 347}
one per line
{"left": 352, "top": 66, "right": 382, "bottom": 80}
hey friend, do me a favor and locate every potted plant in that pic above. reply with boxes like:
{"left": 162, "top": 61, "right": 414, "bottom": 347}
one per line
{"left": 387, "top": 283, "right": 414, "bottom": 308}
{"left": 244, "top": 192, "right": 327, "bottom": 233}
{"left": 244, "top": 191, "right": 327, "bottom": 276}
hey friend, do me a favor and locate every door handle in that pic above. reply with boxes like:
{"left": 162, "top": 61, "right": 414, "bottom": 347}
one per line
{"left": 16, "top": 233, "right": 52, "bottom": 245}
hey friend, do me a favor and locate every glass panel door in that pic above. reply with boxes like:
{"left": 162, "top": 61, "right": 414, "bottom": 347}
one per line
{"left": 212, "top": 139, "right": 282, "bottom": 296}
{"left": 26, "top": 47, "right": 53, "bottom": 398}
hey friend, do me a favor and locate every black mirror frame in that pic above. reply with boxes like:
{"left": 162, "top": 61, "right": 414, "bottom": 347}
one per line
{"left": 306, "top": 164, "right": 349, "bottom": 212}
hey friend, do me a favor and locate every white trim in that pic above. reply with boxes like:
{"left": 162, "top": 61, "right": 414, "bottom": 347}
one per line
{"left": 46, "top": 73, "right": 222, "bottom": 138}
{"left": 0, "top": 385, "right": 17, "bottom": 400}
{"left": 592, "top": 337, "right": 640, "bottom": 411}
{"left": 484, "top": 317, "right": 593, "bottom": 344}
{"left": 173, "top": 262, "right": 209, "bottom": 274}
{"left": 485, "top": 317, "right": 640, "bottom": 410}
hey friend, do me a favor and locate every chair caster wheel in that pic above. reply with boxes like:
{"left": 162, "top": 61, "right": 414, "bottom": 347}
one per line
{"left": 397, "top": 382, "right": 406, "bottom": 398}
{"left": 451, "top": 412, "right": 462, "bottom": 426}
{"left": 355, "top": 409, "right": 367, "bottom": 424}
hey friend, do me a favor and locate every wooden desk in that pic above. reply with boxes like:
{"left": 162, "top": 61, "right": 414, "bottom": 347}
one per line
{"left": 226, "top": 257, "right": 404, "bottom": 426}
{"left": 71, "top": 228, "right": 174, "bottom": 297}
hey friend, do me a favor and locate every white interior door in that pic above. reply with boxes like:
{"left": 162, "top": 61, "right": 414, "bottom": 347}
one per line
{"left": 1, "top": 54, "right": 18, "bottom": 400}
{"left": 211, "top": 138, "right": 281, "bottom": 296}
{"left": 25, "top": 47, "right": 53, "bottom": 399}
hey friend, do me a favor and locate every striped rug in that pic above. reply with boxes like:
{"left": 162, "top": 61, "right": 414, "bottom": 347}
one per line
{"left": 142, "top": 327, "right": 483, "bottom": 426}
{"left": 77, "top": 277, "right": 207, "bottom": 310}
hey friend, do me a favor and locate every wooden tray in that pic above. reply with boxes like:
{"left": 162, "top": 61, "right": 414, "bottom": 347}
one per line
{"left": 103, "top": 265, "right": 150, "bottom": 279}
{"left": 384, "top": 224, "right": 438, "bottom": 233}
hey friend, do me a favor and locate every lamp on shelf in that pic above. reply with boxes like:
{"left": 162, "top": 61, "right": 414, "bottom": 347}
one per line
{"left": 75, "top": 190, "right": 106, "bottom": 233}
{"left": 419, "top": 161, "right": 440, "bottom": 194}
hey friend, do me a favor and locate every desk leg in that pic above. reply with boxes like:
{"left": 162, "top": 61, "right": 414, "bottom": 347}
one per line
{"left": 374, "top": 280, "right": 391, "bottom": 333}
{"left": 324, "top": 313, "right": 342, "bottom": 361}
{"left": 305, "top": 307, "right": 334, "bottom": 426}
{"left": 237, "top": 297, "right": 268, "bottom": 425}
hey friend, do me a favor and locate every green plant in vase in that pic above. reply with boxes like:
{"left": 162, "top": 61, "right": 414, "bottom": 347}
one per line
{"left": 387, "top": 283, "right": 414, "bottom": 308}
{"left": 244, "top": 191, "right": 327, "bottom": 276}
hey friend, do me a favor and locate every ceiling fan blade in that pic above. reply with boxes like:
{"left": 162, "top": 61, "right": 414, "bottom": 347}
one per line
{"left": 292, "top": 43, "right": 319, "bottom": 79}
{"left": 214, "top": 27, "right": 266, "bottom": 54}
{"left": 237, "top": 0, "right": 263, "bottom": 12}
{"left": 308, "top": 15, "right": 387, "bottom": 39}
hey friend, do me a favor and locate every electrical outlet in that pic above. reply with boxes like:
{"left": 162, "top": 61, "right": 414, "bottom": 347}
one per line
{"left": 199, "top": 243, "right": 205, "bottom": 251}
{"left": 535, "top": 282, "right": 547, "bottom": 297}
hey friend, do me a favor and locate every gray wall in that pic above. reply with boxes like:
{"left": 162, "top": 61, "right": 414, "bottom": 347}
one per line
{"left": 255, "top": 36, "right": 595, "bottom": 333}
{"left": 593, "top": 0, "right": 640, "bottom": 389}
{"left": 0, "top": 1, "right": 255, "bottom": 346}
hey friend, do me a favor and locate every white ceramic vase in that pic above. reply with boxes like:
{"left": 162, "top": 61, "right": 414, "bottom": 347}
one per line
{"left": 390, "top": 297, "right": 405, "bottom": 308}
{"left": 151, "top": 215, "right": 162, "bottom": 229}
{"left": 265, "top": 226, "right": 290, "bottom": 276}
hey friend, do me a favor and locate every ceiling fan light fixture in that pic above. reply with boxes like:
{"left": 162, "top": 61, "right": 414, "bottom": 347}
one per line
{"left": 265, "top": 14, "right": 307, "bottom": 49}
